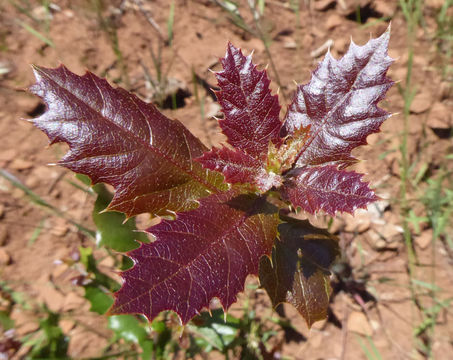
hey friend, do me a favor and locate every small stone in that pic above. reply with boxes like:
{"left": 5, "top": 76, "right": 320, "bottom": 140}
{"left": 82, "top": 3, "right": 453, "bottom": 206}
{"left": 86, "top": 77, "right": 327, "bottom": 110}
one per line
{"left": 25, "top": 174, "right": 40, "bottom": 188}
{"left": 330, "top": 217, "right": 345, "bottom": 234}
{"left": 51, "top": 218, "right": 68, "bottom": 237}
{"left": 63, "top": 292, "right": 86, "bottom": 311}
{"left": 344, "top": 210, "right": 371, "bottom": 233}
{"left": 14, "top": 94, "right": 43, "bottom": 116}
{"left": 438, "top": 81, "right": 452, "bottom": 100}
{"left": 60, "top": 319, "right": 75, "bottom": 334}
{"left": 16, "top": 321, "right": 39, "bottom": 336}
{"left": 367, "top": 197, "right": 390, "bottom": 219}
{"left": 0, "top": 248, "right": 11, "bottom": 265}
{"left": 415, "top": 229, "right": 432, "bottom": 250}
{"left": 32, "top": 6, "right": 53, "bottom": 21}
{"left": 0, "top": 228, "right": 8, "bottom": 246}
{"left": 314, "top": 0, "right": 336, "bottom": 11}
{"left": 40, "top": 286, "right": 65, "bottom": 312}
{"left": 367, "top": 225, "right": 403, "bottom": 250}
{"left": 52, "top": 263, "right": 69, "bottom": 280}
{"left": 0, "top": 149, "right": 16, "bottom": 162}
{"left": 326, "top": 14, "right": 343, "bottom": 30}
{"left": 9, "top": 159, "right": 33, "bottom": 171}
{"left": 427, "top": 102, "right": 451, "bottom": 129}
{"left": 205, "top": 102, "right": 222, "bottom": 119}
{"left": 425, "top": 0, "right": 446, "bottom": 10}
{"left": 98, "top": 255, "right": 115, "bottom": 268}
{"left": 373, "top": 0, "right": 397, "bottom": 16}
{"left": 335, "top": 37, "right": 349, "bottom": 55}
{"left": 410, "top": 92, "right": 432, "bottom": 114}
{"left": 283, "top": 38, "right": 297, "bottom": 49}
{"left": 348, "top": 311, "right": 373, "bottom": 336}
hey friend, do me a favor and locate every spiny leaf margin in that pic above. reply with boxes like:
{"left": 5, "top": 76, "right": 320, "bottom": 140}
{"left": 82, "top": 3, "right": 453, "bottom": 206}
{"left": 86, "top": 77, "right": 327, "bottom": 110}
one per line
{"left": 110, "top": 189, "right": 280, "bottom": 324}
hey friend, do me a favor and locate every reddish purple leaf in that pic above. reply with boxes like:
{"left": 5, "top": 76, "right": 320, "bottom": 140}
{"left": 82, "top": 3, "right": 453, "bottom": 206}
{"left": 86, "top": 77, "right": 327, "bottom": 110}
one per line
{"left": 29, "top": 65, "right": 225, "bottom": 217}
{"left": 283, "top": 28, "right": 394, "bottom": 168}
{"left": 215, "top": 43, "right": 282, "bottom": 161}
{"left": 197, "top": 146, "right": 282, "bottom": 192}
{"left": 260, "top": 217, "right": 339, "bottom": 327}
{"left": 110, "top": 190, "right": 279, "bottom": 324}
{"left": 281, "top": 166, "right": 378, "bottom": 216}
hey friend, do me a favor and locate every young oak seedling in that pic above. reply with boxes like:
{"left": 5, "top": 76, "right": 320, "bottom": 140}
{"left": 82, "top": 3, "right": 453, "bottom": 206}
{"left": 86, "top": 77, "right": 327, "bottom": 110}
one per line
{"left": 29, "top": 27, "right": 393, "bottom": 327}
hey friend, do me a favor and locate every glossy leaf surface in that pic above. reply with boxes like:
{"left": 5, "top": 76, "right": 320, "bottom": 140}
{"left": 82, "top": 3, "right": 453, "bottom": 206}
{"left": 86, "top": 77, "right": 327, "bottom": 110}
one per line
{"left": 29, "top": 65, "right": 225, "bottom": 217}
{"left": 110, "top": 190, "right": 279, "bottom": 324}
{"left": 92, "top": 183, "right": 148, "bottom": 252}
{"left": 260, "top": 218, "right": 339, "bottom": 327}
{"left": 197, "top": 146, "right": 282, "bottom": 192}
{"left": 28, "top": 29, "right": 394, "bottom": 327}
{"left": 283, "top": 28, "right": 394, "bottom": 168}
{"left": 281, "top": 166, "right": 378, "bottom": 216}
{"left": 215, "top": 43, "right": 282, "bottom": 161}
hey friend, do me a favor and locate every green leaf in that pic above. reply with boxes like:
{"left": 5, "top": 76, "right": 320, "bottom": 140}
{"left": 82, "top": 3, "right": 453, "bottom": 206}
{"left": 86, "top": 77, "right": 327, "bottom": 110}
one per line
{"left": 109, "top": 314, "right": 147, "bottom": 343}
{"left": 259, "top": 217, "right": 340, "bottom": 327}
{"left": 84, "top": 286, "right": 114, "bottom": 315}
{"left": 108, "top": 315, "right": 154, "bottom": 359}
{"left": 0, "top": 311, "right": 14, "bottom": 330}
{"left": 92, "top": 183, "right": 148, "bottom": 252}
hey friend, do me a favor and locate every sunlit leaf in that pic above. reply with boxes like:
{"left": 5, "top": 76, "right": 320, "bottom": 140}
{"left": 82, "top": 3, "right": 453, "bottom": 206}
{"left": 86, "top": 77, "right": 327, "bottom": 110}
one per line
{"left": 110, "top": 190, "right": 279, "bottom": 324}
{"left": 29, "top": 65, "right": 225, "bottom": 218}
{"left": 281, "top": 165, "right": 378, "bottom": 215}
{"left": 283, "top": 28, "right": 394, "bottom": 168}
{"left": 215, "top": 43, "right": 282, "bottom": 161}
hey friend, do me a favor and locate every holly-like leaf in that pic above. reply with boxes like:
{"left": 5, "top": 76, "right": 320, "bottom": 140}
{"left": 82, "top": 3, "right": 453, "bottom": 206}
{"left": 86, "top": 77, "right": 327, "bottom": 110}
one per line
{"left": 259, "top": 217, "right": 339, "bottom": 328}
{"left": 29, "top": 65, "right": 225, "bottom": 217}
{"left": 281, "top": 165, "right": 378, "bottom": 216}
{"left": 110, "top": 190, "right": 279, "bottom": 324}
{"left": 92, "top": 183, "right": 148, "bottom": 252}
{"left": 283, "top": 28, "right": 394, "bottom": 168}
{"left": 197, "top": 146, "right": 282, "bottom": 192}
{"left": 215, "top": 43, "right": 282, "bottom": 161}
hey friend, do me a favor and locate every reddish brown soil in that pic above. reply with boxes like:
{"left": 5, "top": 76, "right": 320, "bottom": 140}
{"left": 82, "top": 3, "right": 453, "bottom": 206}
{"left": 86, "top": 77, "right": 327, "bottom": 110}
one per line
{"left": 1, "top": 0, "right": 452, "bottom": 359}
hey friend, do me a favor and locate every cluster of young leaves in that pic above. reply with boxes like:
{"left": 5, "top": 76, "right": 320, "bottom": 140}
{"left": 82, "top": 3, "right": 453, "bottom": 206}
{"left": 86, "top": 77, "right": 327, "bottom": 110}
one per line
{"left": 28, "top": 27, "right": 394, "bottom": 327}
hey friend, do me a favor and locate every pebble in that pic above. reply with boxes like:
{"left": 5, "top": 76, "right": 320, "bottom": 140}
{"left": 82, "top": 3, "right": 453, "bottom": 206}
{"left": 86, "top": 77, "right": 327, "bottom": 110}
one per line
{"left": 51, "top": 218, "right": 68, "bottom": 237}
{"left": 0, "top": 149, "right": 16, "bottom": 162}
{"left": 368, "top": 226, "right": 403, "bottom": 250}
{"left": 9, "top": 159, "right": 33, "bottom": 171}
{"left": 40, "top": 286, "right": 66, "bottom": 312}
{"left": 205, "top": 102, "right": 222, "bottom": 119}
{"left": 283, "top": 38, "right": 297, "bottom": 49}
{"left": 415, "top": 229, "right": 432, "bottom": 250}
{"left": 347, "top": 311, "right": 373, "bottom": 336}
{"left": 314, "top": 0, "right": 336, "bottom": 11}
{"left": 16, "top": 321, "right": 39, "bottom": 336}
{"left": 51, "top": 263, "right": 70, "bottom": 280}
{"left": 63, "top": 292, "right": 86, "bottom": 311}
{"left": 427, "top": 102, "right": 451, "bottom": 129}
{"left": 410, "top": 92, "right": 432, "bottom": 114}
{"left": 373, "top": 0, "right": 397, "bottom": 17}
{"left": 60, "top": 319, "right": 76, "bottom": 334}
{"left": 344, "top": 210, "right": 371, "bottom": 233}
{"left": 326, "top": 14, "right": 343, "bottom": 30}
{"left": 0, "top": 247, "right": 12, "bottom": 265}
{"left": 0, "top": 228, "right": 8, "bottom": 246}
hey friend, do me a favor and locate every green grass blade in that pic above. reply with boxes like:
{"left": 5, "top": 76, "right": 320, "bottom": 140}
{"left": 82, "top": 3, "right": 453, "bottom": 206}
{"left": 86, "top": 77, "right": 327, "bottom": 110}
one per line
{"left": 15, "top": 19, "right": 54, "bottom": 47}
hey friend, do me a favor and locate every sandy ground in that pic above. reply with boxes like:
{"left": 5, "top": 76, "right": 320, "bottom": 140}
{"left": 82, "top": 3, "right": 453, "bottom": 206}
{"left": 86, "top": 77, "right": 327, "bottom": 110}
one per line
{"left": 1, "top": 0, "right": 452, "bottom": 359}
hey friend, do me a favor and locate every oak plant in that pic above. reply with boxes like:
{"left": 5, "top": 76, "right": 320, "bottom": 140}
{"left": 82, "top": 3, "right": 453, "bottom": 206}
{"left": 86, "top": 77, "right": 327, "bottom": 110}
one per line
{"left": 29, "top": 28, "right": 393, "bottom": 327}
